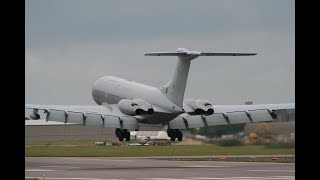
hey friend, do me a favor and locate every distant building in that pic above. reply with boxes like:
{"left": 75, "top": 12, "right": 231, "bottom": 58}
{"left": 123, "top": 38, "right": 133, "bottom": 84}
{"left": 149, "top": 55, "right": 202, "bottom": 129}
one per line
{"left": 245, "top": 101, "right": 253, "bottom": 105}
{"left": 131, "top": 131, "right": 170, "bottom": 141}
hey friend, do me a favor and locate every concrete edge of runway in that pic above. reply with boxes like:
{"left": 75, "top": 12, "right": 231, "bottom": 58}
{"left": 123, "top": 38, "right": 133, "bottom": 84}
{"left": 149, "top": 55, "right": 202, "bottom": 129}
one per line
{"left": 151, "top": 155, "right": 295, "bottom": 163}
{"left": 25, "top": 155, "right": 295, "bottom": 163}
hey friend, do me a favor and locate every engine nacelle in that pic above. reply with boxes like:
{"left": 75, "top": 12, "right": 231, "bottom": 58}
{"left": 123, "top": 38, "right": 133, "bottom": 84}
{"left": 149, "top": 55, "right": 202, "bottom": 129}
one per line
{"left": 118, "top": 99, "right": 154, "bottom": 116}
{"left": 184, "top": 99, "right": 214, "bottom": 115}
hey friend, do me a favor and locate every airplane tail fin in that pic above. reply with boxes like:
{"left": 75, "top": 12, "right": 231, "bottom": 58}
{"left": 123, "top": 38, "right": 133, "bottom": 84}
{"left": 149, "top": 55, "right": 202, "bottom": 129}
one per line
{"left": 144, "top": 48, "right": 256, "bottom": 108}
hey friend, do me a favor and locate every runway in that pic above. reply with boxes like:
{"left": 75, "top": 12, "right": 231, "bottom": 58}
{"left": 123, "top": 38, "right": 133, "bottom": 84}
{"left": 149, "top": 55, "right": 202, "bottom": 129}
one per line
{"left": 25, "top": 157, "right": 295, "bottom": 180}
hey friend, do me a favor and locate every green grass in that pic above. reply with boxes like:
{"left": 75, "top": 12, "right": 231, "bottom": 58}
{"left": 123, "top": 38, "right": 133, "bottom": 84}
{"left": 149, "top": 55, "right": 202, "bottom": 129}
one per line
{"left": 25, "top": 141, "right": 294, "bottom": 157}
{"left": 26, "top": 140, "right": 95, "bottom": 146}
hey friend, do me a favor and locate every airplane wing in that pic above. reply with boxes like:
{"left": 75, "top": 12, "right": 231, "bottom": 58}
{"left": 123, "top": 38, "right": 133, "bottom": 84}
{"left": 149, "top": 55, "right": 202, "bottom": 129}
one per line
{"left": 25, "top": 104, "right": 139, "bottom": 130}
{"left": 26, "top": 103, "right": 294, "bottom": 130}
{"left": 169, "top": 103, "right": 294, "bottom": 129}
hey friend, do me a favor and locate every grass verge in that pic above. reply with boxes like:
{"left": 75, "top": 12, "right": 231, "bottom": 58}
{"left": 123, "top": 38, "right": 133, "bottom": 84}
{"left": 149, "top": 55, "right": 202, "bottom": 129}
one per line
{"left": 25, "top": 141, "right": 294, "bottom": 157}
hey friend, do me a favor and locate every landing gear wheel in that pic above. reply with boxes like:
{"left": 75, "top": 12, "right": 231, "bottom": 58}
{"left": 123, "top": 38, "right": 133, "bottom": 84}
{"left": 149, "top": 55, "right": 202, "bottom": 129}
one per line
{"left": 118, "top": 133, "right": 124, "bottom": 141}
{"left": 167, "top": 129, "right": 174, "bottom": 137}
{"left": 125, "top": 131, "right": 130, "bottom": 141}
{"left": 167, "top": 129, "right": 183, "bottom": 142}
{"left": 115, "top": 128, "right": 122, "bottom": 137}
{"left": 122, "top": 129, "right": 131, "bottom": 142}
{"left": 167, "top": 129, "right": 176, "bottom": 141}
{"left": 170, "top": 136, "right": 176, "bottom": 141}
{"left": 177, "top": 131, "right": 183, "bottom": 141}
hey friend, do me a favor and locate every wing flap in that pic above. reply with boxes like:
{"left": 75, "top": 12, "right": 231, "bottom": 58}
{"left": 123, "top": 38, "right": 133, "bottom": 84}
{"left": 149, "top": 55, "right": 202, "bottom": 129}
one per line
{"left": 169, "top": 116, "right": 187, "bottom": 129}
{"left": 67, "top": 112, "right": 84, "bottom": 124}
{"left": 104, "top": 115, "right": 121, "bottom": 128}
{"left": 204, "top": 113, "right": 229, "bottom": 126}
{"left": 121, "top": 116, "right": 139, "bottom": 130}
{"left": 47, "top": 110, "right": 66, "bottom": 123}
{"left": 86, "top": 114, "right": 102, "bottom": 126}
{"left": 186, "top": 115, "right": 205, "bottom": 128}
{"left": 248, "top": 110, "right": 273, "bottom": 122}
{"left": 226, "top": 111, "right": 251, "bottom": 124}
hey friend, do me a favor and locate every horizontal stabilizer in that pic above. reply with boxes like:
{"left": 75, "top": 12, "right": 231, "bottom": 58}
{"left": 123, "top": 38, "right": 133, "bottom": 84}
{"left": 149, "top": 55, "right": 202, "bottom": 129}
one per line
{"left": 145, "top": 52, "right": 256, "bottom": 56}
{"left": 144, "top": 49, "right": 256, "bottom": 57}
{"left": 200, "top": 52, "right": 256, "bottom": 56}
{"left": 144, "top": 52, "right": 186, "bottom": 56}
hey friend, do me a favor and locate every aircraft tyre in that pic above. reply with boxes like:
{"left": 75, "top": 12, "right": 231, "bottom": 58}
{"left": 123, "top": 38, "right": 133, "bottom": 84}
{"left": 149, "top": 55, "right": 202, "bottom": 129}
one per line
{"left": 170, "top": 136, "right": 176, "bottom": 141}
{"left": 125, "top": 131, "right": 130, "bottom": 141}
{"left": 118, "top": 133, "right": 124, "bottom": 141}
{"left": 177, "top": 131, "right": 183, "bottom": 141}
{"left": 167, "top": 129, "right": 183, "bottom": 141}
{"left": 167, "top": 129, "right": 174, "bottom": 137}
{"left": 167, "top": 129, "right": 175, "bottom": 141}
{"left": 115, "top": 128, "right": 122, "bottom": 137}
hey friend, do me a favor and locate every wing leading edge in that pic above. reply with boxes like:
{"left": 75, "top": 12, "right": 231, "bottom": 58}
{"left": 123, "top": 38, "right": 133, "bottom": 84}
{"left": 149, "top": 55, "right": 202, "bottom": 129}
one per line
{"left": 25, "top": 104, "right": 139, "bottom": 130}
{"left": 169, "top": 103, "right": 294, "bottom": 129}
{"left": 25, "top": 103, "right": 294, "bottom": 130}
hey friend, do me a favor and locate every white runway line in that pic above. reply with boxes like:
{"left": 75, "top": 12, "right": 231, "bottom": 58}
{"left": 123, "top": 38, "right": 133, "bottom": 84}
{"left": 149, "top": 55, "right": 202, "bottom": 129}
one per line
{"left": 25, "top": 169, "right": 57, "bottom": 172}
{"left": 142, "top": 176, "right": 295, "bottom": 180}
{"left": 26, "top": 178, "right": 124, "bottom": 180}
{"left": 61, "top": 157, "right": 132, "bottom": 162}
{"left": 182, "top": 165, "right": 229, "bottom": 168}
{"left": 41, "top": 165, "right": 80, "bottom": 168}
{"left": 248, "top": 170, "right": 295, "bottom": 172}
{"left": 140, "top": 178, "right": 194, "bottom": 180}
{"left": 24, "top": 176, "right": 295, "bottom": 180}
{"left": 186, "top": 176, "right": 295, "bottom": 180}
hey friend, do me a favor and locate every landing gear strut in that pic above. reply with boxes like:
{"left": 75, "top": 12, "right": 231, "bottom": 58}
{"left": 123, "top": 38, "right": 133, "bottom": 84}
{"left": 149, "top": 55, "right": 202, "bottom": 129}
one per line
{"left": 115, "top": 128, "right": 130, "bottom": 142}
{"left": 167, "top": 129, "right": 183, "bottom": 141}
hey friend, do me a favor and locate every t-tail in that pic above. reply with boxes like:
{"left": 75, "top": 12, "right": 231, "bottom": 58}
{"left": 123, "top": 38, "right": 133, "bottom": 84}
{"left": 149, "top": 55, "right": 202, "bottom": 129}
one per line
{"left": 144, "top": 48, "right": 256, "bottom": 108}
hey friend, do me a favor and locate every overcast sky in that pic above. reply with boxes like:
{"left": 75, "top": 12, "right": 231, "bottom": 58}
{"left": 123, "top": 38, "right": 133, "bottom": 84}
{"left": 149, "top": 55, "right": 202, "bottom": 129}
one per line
{"left": 25, "top": 0, "right": 294, "bottom": 106}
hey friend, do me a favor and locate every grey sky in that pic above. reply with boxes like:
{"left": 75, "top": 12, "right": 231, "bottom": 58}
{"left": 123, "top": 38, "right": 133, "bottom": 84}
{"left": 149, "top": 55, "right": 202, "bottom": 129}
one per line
{"left": 25, "top": 0, "right": 295, "bottom": 106}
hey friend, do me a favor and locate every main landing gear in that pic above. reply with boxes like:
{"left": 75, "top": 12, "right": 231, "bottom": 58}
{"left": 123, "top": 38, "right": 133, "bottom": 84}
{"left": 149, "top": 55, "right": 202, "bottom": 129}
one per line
{"left": 115, "top": 128, "right": 130, "bottom": 142}
{"left": 167, "top": 129, "right": 183, "bottom": 141}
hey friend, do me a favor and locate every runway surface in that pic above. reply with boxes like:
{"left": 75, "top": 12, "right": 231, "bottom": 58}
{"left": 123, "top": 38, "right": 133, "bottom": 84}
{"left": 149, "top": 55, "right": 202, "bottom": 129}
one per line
{"left": 26, "top": 157, "right": 295, "bottom": 180}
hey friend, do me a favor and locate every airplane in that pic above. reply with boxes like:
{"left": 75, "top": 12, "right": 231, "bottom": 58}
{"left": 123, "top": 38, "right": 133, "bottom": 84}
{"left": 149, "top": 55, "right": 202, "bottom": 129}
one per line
{"left": 25, "top": 48, "right": 295, "bottom": 142}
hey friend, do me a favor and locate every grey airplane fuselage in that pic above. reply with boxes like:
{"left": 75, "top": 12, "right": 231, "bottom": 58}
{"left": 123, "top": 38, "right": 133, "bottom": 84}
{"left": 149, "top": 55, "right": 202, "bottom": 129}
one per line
{"left": 91, "top": 76, "right": 183, "bottom": 124}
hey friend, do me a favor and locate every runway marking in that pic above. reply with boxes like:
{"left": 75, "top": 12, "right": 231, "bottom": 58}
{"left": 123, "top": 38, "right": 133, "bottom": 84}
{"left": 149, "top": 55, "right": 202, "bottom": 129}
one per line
{"left": 61, "top": 158, "right": 132, "bottom": 162}
{"left": 41, "top": 165, "right": 80, "bottom": 168}
{"left": 248, "top": 170, "right": 295, "bottom": 172}
{"left": 25, "top": 169, "right": 57, "bottom": 172}
{"left": 24, "top": 176, "right": 295, "bottom": 180}
{"left": 182, "top": 165, "right": 229, "bottom": 168}
{"left": 26, "top": 178, "right": 124, "bottom": 180}
{"left": 186, "top": 176, "right": 295, "bottom": 180}
{"left": 141, "top": 176, "right": 295, "bottom": 180}
{"left": 140, "top": 178, "right": 194, "bottom": 180}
